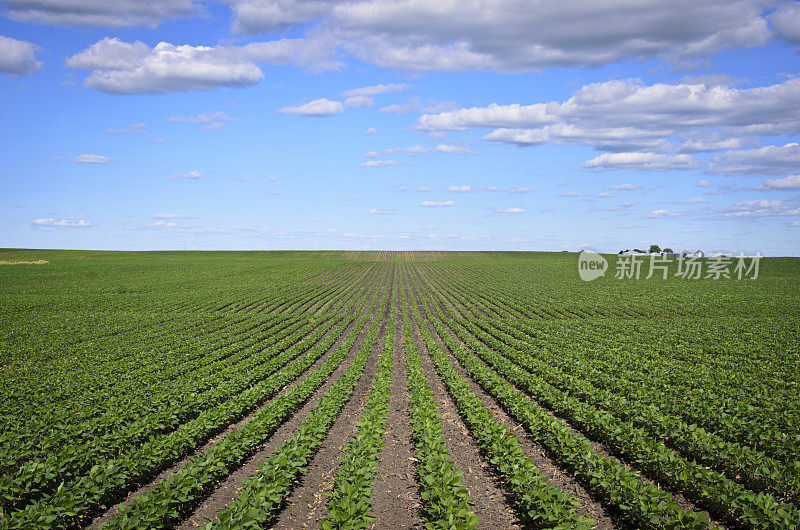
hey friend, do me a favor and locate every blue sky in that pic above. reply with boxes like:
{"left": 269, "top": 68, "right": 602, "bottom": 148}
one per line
{"left": 1, "top": 1, "right": 800, "bottom": 254}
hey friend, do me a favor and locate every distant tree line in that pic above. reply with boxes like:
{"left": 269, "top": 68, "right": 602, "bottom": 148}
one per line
{"left": 618, "top": 245, "right": 674, "bottom": 254}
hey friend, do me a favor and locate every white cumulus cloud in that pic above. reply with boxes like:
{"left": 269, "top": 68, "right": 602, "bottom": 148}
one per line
{"left": 419, "top": 77, "right": 800, "bottom": 158}
{"left": 757, "top": 174, "right": 800, "bottom": 190}
{"left": 66, "top": 37, "right": 313, "bottom": 94}
{"left": 770, "top": 1, "right": 800, "bottom": 48}
{"left": 0, "top": 36, "right": 41, "bottom": 75}
{"left": 706, "top": 143, "right": 800, "bottom": 176}
{"left": 333, "top": 0, "right": 774, "bottom": 71}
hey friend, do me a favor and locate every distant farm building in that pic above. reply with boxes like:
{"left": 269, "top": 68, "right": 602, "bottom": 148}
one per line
{"left": 676, "top": 249, "right": 704, "bottom": 258}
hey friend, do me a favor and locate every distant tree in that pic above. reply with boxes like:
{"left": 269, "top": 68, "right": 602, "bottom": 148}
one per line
{"left": 633, "top": 248, "right": 645, "bottom": 254}
{"left": 649, "top": 244, "right": 662, "bottom": 254}
{"left": 663, "top": 247, "right": 674, "bottom": 253}
{"left": 618, "top": 250, "right": 624, "bottom": 254}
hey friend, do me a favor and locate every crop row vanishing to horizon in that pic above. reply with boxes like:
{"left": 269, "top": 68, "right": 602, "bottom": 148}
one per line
{"left": 1, "top": 249, "right": 798, "bottom": 529}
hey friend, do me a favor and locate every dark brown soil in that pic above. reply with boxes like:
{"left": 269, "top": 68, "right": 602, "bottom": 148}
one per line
{"left": 369, "top": 277, "right": 423, "bottom": 529}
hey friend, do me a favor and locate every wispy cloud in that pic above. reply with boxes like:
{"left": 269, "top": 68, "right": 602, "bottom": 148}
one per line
{"left": 383, "top": 145, "right": 428, "bottom": 155}
{"left": 145, "top": 220, "right": 180, "bottom": 228}
{"left": 379, "top": 100, "right": 421, "bottom": 114}
{"left": 280, "top": 98, "right": 344, "bottom": 117}
{"left": 344, "top": 95, "right": 373, "bottom": 108}
{"left": 610, "top": 183, "right": 645, "bottom": 191}
{"left": 583, "top": 152, "right": 698, "bottom": 172}
{"left": 360, "top": 160, "right": 397, "bottom": 167}
{"left": 435, "top": 143, "right": 473, "bottom": 154}
{"left": 343, "top": 83, "right": 411, "bottom": 97}
{"left": 170, "top": 170, "right": 202, "bottom": 179}
{"left": 152, "top": 213, "right": 185, "bottom": 218}
{"left": 421, "top": 200, "right": 454, "bottom": 207}
{"left": 167, "top": 111, "right": 234, "bottom": 130}
{"left": 73, "top": 154, "right": 110, "bottom": 164}
{"left": 494, "top": 207, "right": 526, "bottom": 214}
{"left": 31, "top": 218, "right": 92, "bottom": 227}
{"left": 646, "top": 209, "right": 681, "bottom": 218}
{"left": 106, "top": 122, "right": 146, "bottom": 134}
{"left": 713, "top": 199, "right": 800, "bottom": 218}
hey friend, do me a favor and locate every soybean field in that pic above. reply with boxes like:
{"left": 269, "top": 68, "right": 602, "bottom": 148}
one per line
{"left": 1, "top": 249, "right": 799, "bottom": 529}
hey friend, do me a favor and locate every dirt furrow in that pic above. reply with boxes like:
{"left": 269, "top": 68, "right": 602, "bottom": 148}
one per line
{"left": 403, "top": 268, "right": 522, "bottom": 530}
{"left": 421, "top": 317, "right": 618, "bottom": 527}
{"left": 369, "top": 273, "right": 423, "bottom": 529}
{"left": 271, "top": 276, "right": 392, "bottom": 529}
